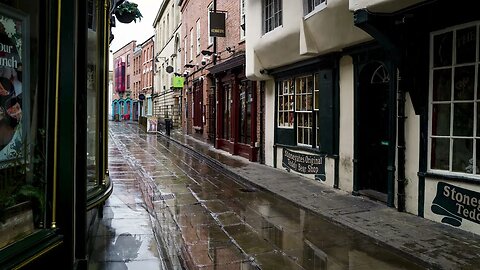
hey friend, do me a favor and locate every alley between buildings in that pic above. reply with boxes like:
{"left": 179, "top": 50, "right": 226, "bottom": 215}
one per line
{"left": 95, "top": 122, "right": 432, "bottom": 270}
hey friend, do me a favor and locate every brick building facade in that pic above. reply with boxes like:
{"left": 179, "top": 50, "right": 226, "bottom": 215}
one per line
{"left": 179, "top": 0, "right": 261, "bottom": 161}
{"left": 140, "top": 36, "right": 155, "bottom": 116}
{"left": 112, "top": 40, "right": 136, "bottom": 120}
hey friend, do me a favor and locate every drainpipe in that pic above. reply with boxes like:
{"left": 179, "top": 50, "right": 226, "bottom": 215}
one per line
{"left": 213, "top": 0, "right": 217, "bottom": 145}
{"left": 397, "top": 70, "right": 406, "bottom": 212}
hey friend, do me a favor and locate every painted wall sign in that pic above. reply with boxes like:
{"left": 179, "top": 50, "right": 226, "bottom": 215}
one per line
{"left": 209, "top": 12, "right": 226, "bottom": 37}
{"left": 282, "top": 149, "right": 325, "bottom": 181}
{"left": 432, "top": 182, "right": 480, "bottom": 227}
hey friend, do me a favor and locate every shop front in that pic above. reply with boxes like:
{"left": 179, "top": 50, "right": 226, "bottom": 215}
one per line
{"left": 268, "top": 56, "right": 338, "bottom": 185}
{"left": 352, "top": 0, "right": 480, "bottom": 234}
{"left": 210, "top": 55, "right": 259, "bottom": 162}
{"left": 0, "top": 0, "right": 113, "bottom": 268}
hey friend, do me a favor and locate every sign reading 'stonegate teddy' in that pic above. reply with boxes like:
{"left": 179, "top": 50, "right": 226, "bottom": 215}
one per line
{"left": 432, "top": 182, "right": 480, "bottom": 227}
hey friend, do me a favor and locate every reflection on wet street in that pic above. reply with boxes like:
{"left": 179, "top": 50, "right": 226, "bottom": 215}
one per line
{"left": 88, "top": 137, "right": 166, "bottom": 270}
{"left": 106, "top": 122, "right": 424, "bottom": 270}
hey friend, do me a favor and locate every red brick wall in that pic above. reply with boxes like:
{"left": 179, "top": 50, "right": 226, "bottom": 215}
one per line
{"left": 112, "top": 40, "right": 136, "bottom": 101}
{"left": 141, "top": 38, "right": 155, "bottom": 95}
{"left": 180, "top": 0, "right": 246, "bottom": 140}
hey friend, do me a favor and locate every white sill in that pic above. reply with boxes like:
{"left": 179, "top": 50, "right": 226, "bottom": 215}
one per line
{"left": 304, "top": 3, "right": 327, "bottom": 20}
{"left": 262, "top": 25, "right": 284, "bottom": 37}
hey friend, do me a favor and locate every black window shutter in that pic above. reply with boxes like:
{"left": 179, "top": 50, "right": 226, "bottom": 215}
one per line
{"left": 318, "top": 69, "right": 334, "bottom": 154}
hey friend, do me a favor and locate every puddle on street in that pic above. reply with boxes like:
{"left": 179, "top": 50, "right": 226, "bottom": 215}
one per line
{"left": 108, "top": 123, "right": 425, "bottom": 270}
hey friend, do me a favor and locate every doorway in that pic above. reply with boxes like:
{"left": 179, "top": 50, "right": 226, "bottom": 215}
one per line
{"left": 357, "top": 61, "right": 390, "bottom": 201}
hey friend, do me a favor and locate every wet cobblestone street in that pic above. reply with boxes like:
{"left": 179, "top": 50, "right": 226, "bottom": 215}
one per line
{"left": 104, "top": 122, "right": 425, "bottom": 270}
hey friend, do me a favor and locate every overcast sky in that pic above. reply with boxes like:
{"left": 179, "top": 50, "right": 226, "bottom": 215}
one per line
{"left": 109, "top": 0, "right": 161, "bottom": 70}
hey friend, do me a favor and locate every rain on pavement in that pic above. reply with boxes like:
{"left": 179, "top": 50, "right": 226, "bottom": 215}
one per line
{"left": 102, "top": 122, "right": 424, "bottom": 270}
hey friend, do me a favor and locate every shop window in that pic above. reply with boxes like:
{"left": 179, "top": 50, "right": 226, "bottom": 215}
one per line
{"left": 276, "top": 70, "right": 333, "bottom": 152}
{"left": 429, "top": 23, "right": 479, "bottom": 175}
{"left": 239, "top": 81, "right": 253, "bottom": 144}
{"left": 0, "top": 1, "right": 46, "bottom": 249}
{"left": 278, "top": 79, "right": 294, "bottom": 128}
{"left": 303, "top": 0, "right": 327, "bottom": 16}
{"left": 263, "top": 0, "right": 282, "bottom": 34}
{"left": 223, "top": 84, "right": 231, "bottom": 140}
{"left": 296, "top": 76, "right": 314, "bottom": 146}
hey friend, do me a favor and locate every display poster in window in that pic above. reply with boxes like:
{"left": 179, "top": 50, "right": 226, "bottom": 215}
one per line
{"left": 0, "top": 6, "right": 29, "bottom": 168}
{"left": 432, "top": 182, "right": 480, "bottom": 227}
{"left": 147, "top": 117, "right": 158, "bottom": 133}
{"left": 282, "top": 149, "right": 326, "bottom": 181}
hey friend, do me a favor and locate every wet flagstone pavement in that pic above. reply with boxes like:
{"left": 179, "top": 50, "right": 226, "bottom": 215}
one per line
{"left": 92, "top": 122, "right": 440, "bottom": 270}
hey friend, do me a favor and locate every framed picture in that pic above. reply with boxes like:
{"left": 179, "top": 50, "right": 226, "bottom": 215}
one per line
{"left": 0, "top": 4, "right": 30, "bottom": 168}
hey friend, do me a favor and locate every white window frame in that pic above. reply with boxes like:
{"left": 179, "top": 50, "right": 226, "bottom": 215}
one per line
{"left": 208, "top": 2, "right": 214, "bottom": 46}
{"left": 190, "top": 28, "right": 194, "bottom": 62}
{"left": 295, "top": 75, "right": 314, "bottom": 146}
{"left": 196, "top": 19, "right": 201, "bottom": 55}
{"left": 240, "top": 0, "right": 246, "bottom": 40}
{"left": 184, "top": 36, "right": 187, "bottom": 65}
{"left": 278, "top": 79, "right": 295, "bottom": 129}
{"left": 303, "top": 0, "right": 327, "bottom": 19}
{"left": 428, "top": 21, "right": 480, "bottom": 177}
{"left": 263, "top": 0, "right": 282, "bottom": 34}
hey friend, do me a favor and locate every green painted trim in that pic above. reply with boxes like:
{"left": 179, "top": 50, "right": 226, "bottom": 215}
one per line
{"left": 386, "top": 61, "right": 397, "bottom": 208}
{"left": 418, "top": 109, "right": 428, "bottom": 217}
{"left": 0, "top": 229, "right": 63, "bottom": 269}
{"left": 86, "top": 177, "right": 113, "bottom": 211}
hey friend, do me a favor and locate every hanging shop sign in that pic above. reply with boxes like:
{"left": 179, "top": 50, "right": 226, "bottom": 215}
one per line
{"left": 0, "top": 6, "right": 29, "bottom": 168}
{"left": 282, "top": 149, "right": 325, "bottom": 181}
{"left": 138, "top": 93, "right": 145, "bottom": 100}
{"left": 432, "top": 182, "right": 480, "bottom": 227}
{"left": 172, "top": 76, "right": 185, "bottom": 88}
{"left": 209, "top": 12, "right": 226, "bottom": 37}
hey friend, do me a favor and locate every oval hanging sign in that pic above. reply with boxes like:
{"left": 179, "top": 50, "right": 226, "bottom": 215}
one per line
{"left": 166, "top": 65, "right": 174, "bottom": 73}
{"left": 139, "top": 94, "right": 145, "bottom": 100}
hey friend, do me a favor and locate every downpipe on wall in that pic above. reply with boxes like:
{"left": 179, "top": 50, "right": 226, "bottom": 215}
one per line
{"left": 397, "top": 70, "right": 406, "bottom": 212}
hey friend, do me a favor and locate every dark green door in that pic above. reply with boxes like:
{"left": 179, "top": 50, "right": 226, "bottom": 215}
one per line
{"left": 358, "top": 62, "right": 390, "bottom": 196}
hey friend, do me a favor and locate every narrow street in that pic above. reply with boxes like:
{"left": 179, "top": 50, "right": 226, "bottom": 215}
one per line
{"left": 101, "top": 122, "right": 424, "bottom": 270}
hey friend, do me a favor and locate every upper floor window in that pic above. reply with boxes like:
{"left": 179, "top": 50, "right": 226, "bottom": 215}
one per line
{"left": 240, "top": 0, "right": 246, "bottom": 40}
{"left": 190, "top": 28, "right": 194, "bottom": 61}
{"left": 429, "top": 22, "right": 480, "bottom": 176}
{"left": 304, "top": 0, "right": 327, "bottom": 16}
{"left": 196, "top": 19, "right": 201, "bottom": 55}
{"left": 263, "top": 0, "right": 282, "bottom": 34}
{"left": 184, "top": 36, "right": 188, "bottom": 65}
{"left": 127, "top": 54, "right": 130, "bottom": 66}
{"left": 208, "top": 2, "right": 214, "bottom": 45}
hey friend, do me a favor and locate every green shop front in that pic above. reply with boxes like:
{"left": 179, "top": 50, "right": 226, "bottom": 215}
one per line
{"left": 0, "top": 0, "right": 113, "bottom": 268}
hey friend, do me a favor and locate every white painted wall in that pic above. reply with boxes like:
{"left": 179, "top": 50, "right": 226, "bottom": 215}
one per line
{"left": 338, "top": 56, "right": 355, "bottom": 192}
{"left": 153, "top": 0, "right": 182, "bottom": 121}
{"left": 264, "top": 79, "right": 276, "bottom": 167}
{"left": 246, "top": 0, "right": 371, "bottom": 80}
{"left": 404, "top": 92, "right": 420, "bottom": 214}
